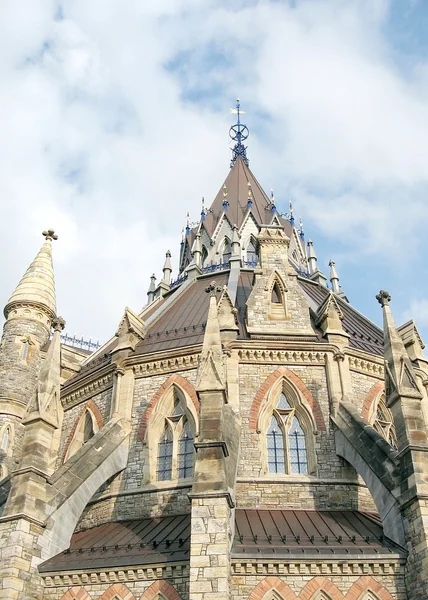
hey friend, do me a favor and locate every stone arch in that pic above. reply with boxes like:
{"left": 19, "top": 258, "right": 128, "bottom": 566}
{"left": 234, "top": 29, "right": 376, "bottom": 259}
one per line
{"left": 140, "top": 580, "right": 182, "bottom": 599}
{"left": 63, "top": 399, "right": 104, "bottom": 462}
{"left": 362, "top": 381, "right": 384, "bottom": 419}
{"left": 99, "top": 583, "right": 136, "bottom": 599}
{"left": 59, "top": 587, "right": 91, "bottom": 600}
{"left": 137, "top": 374, "right": 199, "bottom": 442}
{"left": 250, "top": 367, "right": 326, "bottom": 432}
{"left": 346, "top": 577, "right": 395, "bottom": 600}
{"left": 299, "top": 577, "right": 344, "bottom": 599}
{"left": 248, "top": 576, "right": 296, "bottom": 600}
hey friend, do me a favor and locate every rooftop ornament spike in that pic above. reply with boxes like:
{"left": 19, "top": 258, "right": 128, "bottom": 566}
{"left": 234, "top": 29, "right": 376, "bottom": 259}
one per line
{"left": 287, "top": 200, "right": 295, "bottom": 226}
{"left": 230, "top": 98, "right": 249, "bottom": 168}
{"left": 201, "top": 197, "right": 206, "bottom": 221}
{"left": 185, "top": 212, "right": 190, "bottom": 235}
{"left": 299, "top": 217, "right": 305, "bottom": 240}
{"left": 222, "top": 185, "right": 229, "bottom": 211}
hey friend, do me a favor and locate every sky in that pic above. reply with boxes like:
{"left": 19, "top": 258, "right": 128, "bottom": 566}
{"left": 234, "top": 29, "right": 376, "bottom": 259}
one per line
{"left": 1, "top": 0, "right": 428, "bottom": 346}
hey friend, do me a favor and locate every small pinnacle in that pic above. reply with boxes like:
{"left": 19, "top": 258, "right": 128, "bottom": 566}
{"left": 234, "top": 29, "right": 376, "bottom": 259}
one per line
{"left": 376, "top": 290, "right": 391, "bottom": 307}
{"left": 52, "top": 316, "right": 66, "bottom": 332}
{"left": 205, "top": 281, "right": 222, "bottom": 296}
{"left": 42, "top": 229, "right": 58, "bottom": 241}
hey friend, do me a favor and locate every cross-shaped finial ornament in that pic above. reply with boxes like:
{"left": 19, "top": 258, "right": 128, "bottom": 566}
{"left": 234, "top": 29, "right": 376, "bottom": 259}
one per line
{"left": 376, "top": 290, "right": 391, "bottom": 307}
{"left": 42, "top": 229, "right": 58, "bottom": 241}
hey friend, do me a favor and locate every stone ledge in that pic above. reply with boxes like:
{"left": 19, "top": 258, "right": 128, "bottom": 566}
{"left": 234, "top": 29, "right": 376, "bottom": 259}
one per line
{"left": 231, "top": 560, "right": 405, "bottom": 576}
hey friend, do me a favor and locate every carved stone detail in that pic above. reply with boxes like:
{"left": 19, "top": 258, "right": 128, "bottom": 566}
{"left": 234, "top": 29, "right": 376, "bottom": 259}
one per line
{"left": 237, "top": 349, "right": 326, "bottom": 364}
{"left": 62, "top": 373, "right": 114, "bottom": 409}
{"left": 133, "top": 354, "right": 199, "bottom": 378}
{"left": 348, "top": 356, "right": 384, "bottom": 378}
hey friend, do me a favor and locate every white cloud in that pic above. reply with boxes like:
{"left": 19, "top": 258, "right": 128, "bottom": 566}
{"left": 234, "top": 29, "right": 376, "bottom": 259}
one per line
{"left": 0, "top": 0, "right": 427, "bottom": 341}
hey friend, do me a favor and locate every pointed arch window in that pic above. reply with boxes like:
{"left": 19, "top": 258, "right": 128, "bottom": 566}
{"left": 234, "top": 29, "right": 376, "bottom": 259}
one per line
{"left": 262, "top": 390, "right": 315, "bottom": 476}
{"left": 202, "top": 245, "right": 208, "bottom": 267}
{"left": 83, "top": 410, "right": 95, "bottom": 443}
{"left": 1, "top": 426, "right": 10, "bottom": 452}
{"left": 153, "top": 388, "right": 196, "bottom": 482}
{"left": 246, "top": 238, "right": 258, "bottom": 265}
{"left": 370, "top": 394, "right": 397, "bottom": 448}
{"left": 271, "top": 282, "right": 282, "bottom": 304}
{"left": 222, "top": 238, "right": 231, "bottom": 264}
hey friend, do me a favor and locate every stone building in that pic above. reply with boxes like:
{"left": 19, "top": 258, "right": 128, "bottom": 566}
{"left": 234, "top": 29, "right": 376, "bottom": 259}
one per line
{"left": 1, "top": 107, "right": 428, "bottom": 600}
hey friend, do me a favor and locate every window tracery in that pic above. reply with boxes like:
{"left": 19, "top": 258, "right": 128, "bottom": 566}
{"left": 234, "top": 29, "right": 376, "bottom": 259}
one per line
{"left": 370, "top": 393, "right": 396, "bottom": 448}
{"left": 259, "top": 381, "right": 316, "bottom": 476}
{"left": 151, "top": 388, "right": 196, "bottom": 482}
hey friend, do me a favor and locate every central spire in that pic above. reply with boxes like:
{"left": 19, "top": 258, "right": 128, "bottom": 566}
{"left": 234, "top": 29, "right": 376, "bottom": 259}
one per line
{"left": 229, "top": 98, "right": 249, "bottom": 168}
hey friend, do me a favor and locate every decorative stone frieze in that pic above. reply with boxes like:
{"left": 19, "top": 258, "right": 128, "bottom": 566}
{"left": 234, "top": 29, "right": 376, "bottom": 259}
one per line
{"left": 133, "top": 353, "right": 199, "bottom": 378}
{"left": 62, "top": 372, "right": 114, "bottom": 410}
{"left": 231, "top": 560, "right": 404, "bottom": 576}
{"left": 348, "top": 355, "right": 384, "bottom": 378}
{"left": 237, "top": 349, "right": 326, "bottom": 364}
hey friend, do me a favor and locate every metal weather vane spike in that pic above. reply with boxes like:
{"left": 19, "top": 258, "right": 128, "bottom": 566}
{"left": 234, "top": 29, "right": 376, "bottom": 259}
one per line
{"left": 229, "top": 98, "right": 249, "bottom": 168}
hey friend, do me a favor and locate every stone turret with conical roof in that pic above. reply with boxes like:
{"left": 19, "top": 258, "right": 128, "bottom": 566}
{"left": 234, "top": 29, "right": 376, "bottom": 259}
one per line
{"left": 0, "top": 230, "right": 58, "bottom": 474}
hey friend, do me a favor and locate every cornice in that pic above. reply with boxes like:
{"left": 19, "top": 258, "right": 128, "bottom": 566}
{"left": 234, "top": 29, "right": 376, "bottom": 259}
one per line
{"left": 231, "top": 559, "right": 405, "bottom": 576}
{"left": 61, "top": 368, "right": 114, "bottom": 410}
{"left": 42, "top": 563, "right": 189, "bottom": 587}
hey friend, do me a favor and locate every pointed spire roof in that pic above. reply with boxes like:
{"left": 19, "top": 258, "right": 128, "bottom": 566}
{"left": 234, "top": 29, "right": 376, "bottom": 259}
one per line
{"left": 203, "top": 158, "right": 277, "bottom": 236}
{"left": 5, "top": 230, "right": 57, "bottom": 319}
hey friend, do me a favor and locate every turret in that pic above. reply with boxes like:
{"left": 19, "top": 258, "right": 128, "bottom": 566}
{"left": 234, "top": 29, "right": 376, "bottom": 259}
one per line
{"left": 162, "top": 250, "right": 172, "bottom": 286}
{"left": 329, "top": 259, "right": 340, "bottom": 294}
{"left": 146, "top": 274, "right": 156, "bottom": 304}
{"left": 0, "top": 230, "right": 58, "bottom": 472}
{"left": 307, "top": 240, "right": 317, "bottom": 275}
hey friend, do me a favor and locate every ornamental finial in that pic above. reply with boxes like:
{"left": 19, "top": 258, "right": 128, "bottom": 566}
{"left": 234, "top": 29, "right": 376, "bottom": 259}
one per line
{"left": 229, "top": 99, "right": 249, "bottom": 167}
{"left": 376, "top": 290, "right": 391, "bottom": 306}
{"left": 42, "top": 229, "right": 58, "bottom": 241}
{"left": 52, "top": 316, "right": 66, "bottom": 332}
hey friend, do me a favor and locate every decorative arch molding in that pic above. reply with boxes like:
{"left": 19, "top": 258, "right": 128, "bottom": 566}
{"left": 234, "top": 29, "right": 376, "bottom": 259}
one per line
{"left": 299, "top": 577, "right": 344, "bottom": 599}
{"left": 249, "top": 367, "right": 326, "bottom": 432}
{"left": 62, "top": 399, "right": 104, "bottom": 462}
{"left": 59, "top": 587, "right": 91, "bottom": 600}
{"left": 137, "top": 374, "right": 199, "bottom": 443}
{"left": 247, "top": 576, "right": 295, "bottom": 600}
{"left": 139, "top": 579, "right": 182, "bottom": 599}
{"left": 99, "top": 583, "right": 136, "bottom": 600}
{"left": 346, "top": 577, "right": 395, "bottom": 600}
{"left": 362, "top": 381, "right": 384, "bottom": 419}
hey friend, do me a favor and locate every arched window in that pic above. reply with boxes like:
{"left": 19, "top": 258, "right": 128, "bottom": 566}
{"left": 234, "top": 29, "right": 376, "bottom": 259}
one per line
{"left": 261, "top": 386, "right": 316, "bottom": 476}
{"left": 222, "top": 238, "right": 231, "bottom": 264}
{"left": 246, "top": 238, "right": 258, "bottom": 265}
{"left": 151, "top": 386, "right": 197, "bottom": 482}
{"left": 271, "top": 282, "right": 282, "bottom": 304}
{"left": 83, "top": 411, "right": 95, "bottom": 443}
{"left": 202, "top": 245, "right": 208, "bottom": 267}
{"left": 21, "top": 340, "right": 30, "bottom": 361}
{"left": 370, "top": 394, "right": 396, "bottom": 448}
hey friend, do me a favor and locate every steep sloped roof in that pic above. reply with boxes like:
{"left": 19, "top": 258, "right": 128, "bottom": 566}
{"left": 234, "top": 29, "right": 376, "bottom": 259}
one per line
{"left": 203, "top": 157, "right": 276, "bottom": 236}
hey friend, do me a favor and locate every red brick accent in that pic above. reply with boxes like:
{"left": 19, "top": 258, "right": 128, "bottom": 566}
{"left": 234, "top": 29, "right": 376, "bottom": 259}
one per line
{"left": 139, "top": 580, "right": 182, "bottom": 599}
{"left": 299, "top": 576, "right": 344, "bottom": 599}
{"left": 362, "top": 381, "right": 384, "bottom": 419}
{"left": 62, "top": 399, "right": 105, "bottom": 461}
{"left": 137, "top": 374, "right": 199, "bottom": 442}
{"left": 59, "top": 588, "right": 91, "bottom": 600}
{"left": 249, "top": 367, "right": 326, "bottom": 431}
{"left": 99, "top": 583, "right": 136, "bottom": 600}
{"left": 346, "top": 576, "right": 395, "bottom": 600}
{"left": 248, "top": 576, "right": 296, "bottom": 600}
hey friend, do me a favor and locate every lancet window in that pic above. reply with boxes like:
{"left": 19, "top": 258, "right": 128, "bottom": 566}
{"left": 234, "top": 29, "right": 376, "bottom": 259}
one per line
{"left": 64, "top": 407, "right": 100, "bottom": 461}
{"left": 370, "top": 394, "right": 397, "bottom": 448}
{"left": 246, "top": 237, "right": 258, "bottom": 264}
{"left": 259, "top": 381, "right": 316, "bottom": 476}
{"left": 1, "top": 426, "right": 11, "bottom": 453}
{"left": 154, "top": 389, "right": 196, "bottom": 482}
{"left": 202, "top": 245, "right": 208, "bottom": 267}
{"left": 221, "top": 238, "right": 231, "bottom": 264}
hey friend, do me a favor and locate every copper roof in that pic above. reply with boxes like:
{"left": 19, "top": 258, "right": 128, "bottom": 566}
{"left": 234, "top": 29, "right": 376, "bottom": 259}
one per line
{"left": 39, "top": 510, "right": 404, "bottom": 573}
{"left": 202, "top": 157, "right": 277, "bottom": 236}
{"left": 233, "top": 509, "right": 405, "bottom": 557}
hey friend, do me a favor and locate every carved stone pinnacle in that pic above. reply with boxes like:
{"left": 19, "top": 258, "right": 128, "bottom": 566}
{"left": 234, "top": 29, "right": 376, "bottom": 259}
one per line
{"left": 43, "top": 229, "right": 58, "bottom": 241}
{"left": 205, "top": 281, "right": 221, "bottom": 296}
{"left": 376, "top": 290, "right": 391, "bottom": 307}
{"left": 52, "top": 316, "right": 66, "bottom": 332}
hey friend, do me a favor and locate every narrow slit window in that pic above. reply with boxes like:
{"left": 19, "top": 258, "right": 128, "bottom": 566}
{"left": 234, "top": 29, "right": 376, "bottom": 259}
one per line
{"left": 271, "top": 282, "right": 282, "bottom": 304}
{"left": 222, "top": 239, "right": 231, "bottom": 264}
{"left": 178, "top": 421, "right": 194, "bottom": 479}
{"left": 83, "top": 411, "right": 95, "bottom": 443}
{"left": 1, "top": 427, "right": 10, "bottom": 452}
{"left": 267, "top": 415, "right": 285, "bottom": 474}
{"left": 157, "top": 424, "right": 173, "bottom": 481}
{"left": 21, "top": 340, "right": 29, "bottom": 361}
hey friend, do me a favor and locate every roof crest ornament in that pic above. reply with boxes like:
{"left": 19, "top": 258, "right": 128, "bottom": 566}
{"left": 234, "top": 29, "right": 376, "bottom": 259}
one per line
{"left": 230, "top": 98, "right": 249, "bottom": 168}
{"left": 42, "top": 229, "right": 58, "bottom": 241}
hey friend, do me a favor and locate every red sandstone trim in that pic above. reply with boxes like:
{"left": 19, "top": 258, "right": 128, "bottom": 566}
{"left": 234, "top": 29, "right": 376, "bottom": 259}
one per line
{"left": 139, "top": 580, "right": 182, "bottom": 599}
{"left": 248, "top": 576, "right": 296, "bottom": 600}
{"left": 62, "top": 399, "right": 105, "bottom": 462}
{"left": 346, "top": 576, "right": 395, "bottom": 600}
{"left": 99, "top": 583, "right": 136, "bottom": 600}
{"left": 362, "top": 381, "right": 384, "bottom": 419}
{"left": 137, "top": 374, "right": 200, "bottom": 442}
{"left": 249, "top": 366, "right": 326, "bottom": 432}
{"left": 299, "top": 576, "right": 344, "bottom": 599}
{"left": 59, "top": 587, "right": 91, "bottom": 600}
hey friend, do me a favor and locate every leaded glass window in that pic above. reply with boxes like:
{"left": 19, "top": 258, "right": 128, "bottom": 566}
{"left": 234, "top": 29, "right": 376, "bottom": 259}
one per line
{"left": 247, "top": 239, "right": 258, "bottom": 264}
{"left": 289, "top": 417, "right": 308, "bottom": 474}
{"left": 266, "top": 392, "right": 310, "bottom": 475}
{"left": 157, "top": 424, "right": 173, "bottom": 481}
{"left": 178, "top": 421, "right": 194, "bottom": 479}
